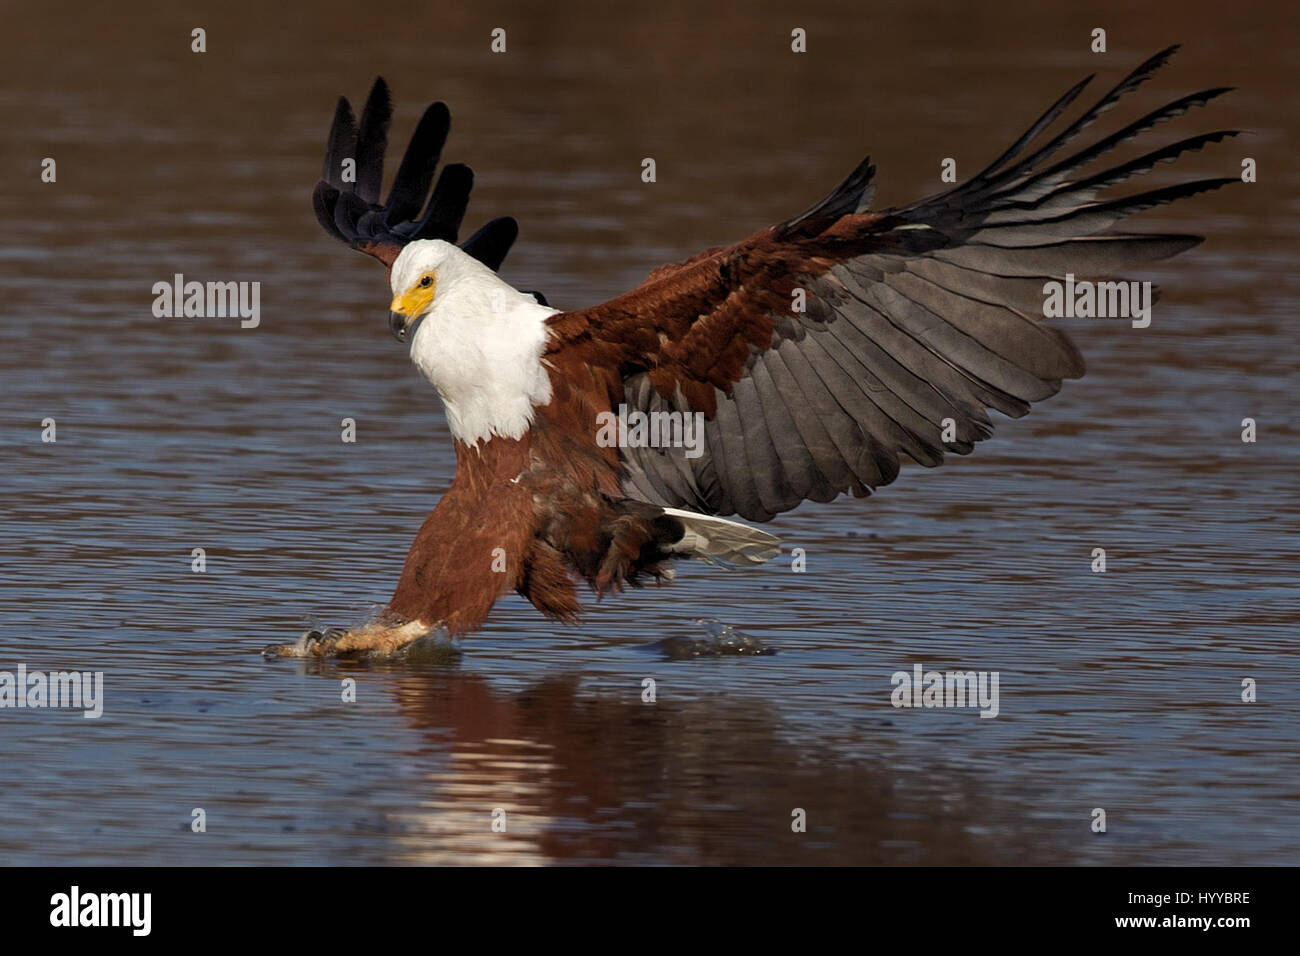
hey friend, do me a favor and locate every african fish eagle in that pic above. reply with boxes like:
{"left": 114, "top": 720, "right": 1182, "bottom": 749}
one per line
{"left": 269, "top": 46, "right": 1235, "bottom": 658}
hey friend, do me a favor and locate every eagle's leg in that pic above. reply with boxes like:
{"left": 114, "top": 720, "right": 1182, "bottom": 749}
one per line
{"left": 593, "top": 504, "right": 682, "bottom": 594}
{"left": 262, "top": 615, "right": 433, "bottom": 659}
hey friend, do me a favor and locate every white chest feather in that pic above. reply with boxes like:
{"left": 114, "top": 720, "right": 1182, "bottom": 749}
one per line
{"left": 408, "top": 276, "right": 558, "bottom": 446}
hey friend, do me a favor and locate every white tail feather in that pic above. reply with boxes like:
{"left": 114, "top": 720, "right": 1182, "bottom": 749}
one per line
{"left": 662, "top": 507, "right": 781, "bottom": 566}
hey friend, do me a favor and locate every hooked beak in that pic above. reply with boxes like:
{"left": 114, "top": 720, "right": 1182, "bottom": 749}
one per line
{"left": 389, "top": 279, "right": 435, "bottom": 344}
{"left": 388, "top": 311, "right": 409, "bottom": 342}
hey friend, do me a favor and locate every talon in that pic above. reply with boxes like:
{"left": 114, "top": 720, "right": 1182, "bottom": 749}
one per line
{"left": 263, "top": 618, "right": 435, "bottom": 660}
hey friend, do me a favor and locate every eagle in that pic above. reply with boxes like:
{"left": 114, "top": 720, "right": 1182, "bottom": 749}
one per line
{"left": 268, "top": 46, "right": 1235, "bottom": 658}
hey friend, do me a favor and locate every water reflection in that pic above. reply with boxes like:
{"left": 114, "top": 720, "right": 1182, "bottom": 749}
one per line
{"left": 317, "top": 667, "right": 1068, "bottom": 865}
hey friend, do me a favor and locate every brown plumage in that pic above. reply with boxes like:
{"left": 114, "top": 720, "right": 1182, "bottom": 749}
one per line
{"left": 384, "top": 367, "right": 687, "bottom": 635}
{"left": 270, "top": 45, "right": 1235, "bottom": 657}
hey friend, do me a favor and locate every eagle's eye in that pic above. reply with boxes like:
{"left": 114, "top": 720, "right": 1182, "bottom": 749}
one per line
{"left": 419, "top": 275, "right": 433, "bottom": 288}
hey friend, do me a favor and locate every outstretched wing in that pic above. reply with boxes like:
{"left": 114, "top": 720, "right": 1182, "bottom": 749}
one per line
{"left": 546, "top": 46, "right": 1237, "bottom": 522}
{"left": 311, "top": 77, "right": 519, "bottom": 272}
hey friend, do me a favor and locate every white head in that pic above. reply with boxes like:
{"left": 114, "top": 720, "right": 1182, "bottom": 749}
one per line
{"left": 387, "top": 240, "right": 557, "bottom": 447}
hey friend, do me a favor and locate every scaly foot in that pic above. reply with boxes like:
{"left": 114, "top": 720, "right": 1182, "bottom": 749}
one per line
{"left": 263, "top": 617, "right": 435, "bottom": 660}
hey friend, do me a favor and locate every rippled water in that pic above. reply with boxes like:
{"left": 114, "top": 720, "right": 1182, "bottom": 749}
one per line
{"left": 2, "top": 0, "right": 1298, "bottom": 864}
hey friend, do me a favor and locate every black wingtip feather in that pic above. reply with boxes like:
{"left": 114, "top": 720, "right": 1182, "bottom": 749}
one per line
{"left": 312, "top": 181, "right": 346, "bottom": 241}
{"left": 415, "top": 162, "right": 474, "bottom": 241}
{"left": 966, "top": 74, "right": 1095, "bottom": 188}
{"left": 384, "top": 101, "right": 452, "bottom": 226}
{"left": 461, "top": 217, "right": 519, "bottom": 272}
{"left": 960, "top": 46, "right": 1190, "bottom": 205}
{"left": 774, "top": 155, "right": 877, "bottom": 238}
{"left": 354, "top": 77, "right": 394, "bottom": 205}
{"left": 323, "top": 96, "right": 357, "bottom": 187}
{"left": 312, "top": 80, "right": 524, "bottom": 277}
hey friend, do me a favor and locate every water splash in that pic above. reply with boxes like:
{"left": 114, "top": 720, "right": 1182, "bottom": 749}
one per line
{"left": 262, "top": 619, "right": 460, "bottom": 664}
{"left": 649, "top": 618, "right": 775, "bottom": 660}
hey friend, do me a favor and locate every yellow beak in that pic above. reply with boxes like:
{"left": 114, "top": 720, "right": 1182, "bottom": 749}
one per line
{"left": 388, "top": 279, "right": 436, "bottom": 342}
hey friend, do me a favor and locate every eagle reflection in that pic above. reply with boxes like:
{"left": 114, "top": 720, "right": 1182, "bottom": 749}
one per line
{"left": 312, "top": 664, "right": 1074, "bottom": 865}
